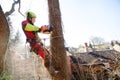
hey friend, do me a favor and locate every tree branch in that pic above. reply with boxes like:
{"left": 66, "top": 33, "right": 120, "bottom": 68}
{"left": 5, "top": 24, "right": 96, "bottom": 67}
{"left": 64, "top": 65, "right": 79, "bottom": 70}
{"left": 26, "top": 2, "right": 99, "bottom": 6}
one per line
{"left": 18, "top": 0, "right": 25, "bottom": 17}
{"left": 4, "top": 0, "right": 19, "bottom": 17}
{"left": 0, "top": 5, "right": 2, "bottom": 12}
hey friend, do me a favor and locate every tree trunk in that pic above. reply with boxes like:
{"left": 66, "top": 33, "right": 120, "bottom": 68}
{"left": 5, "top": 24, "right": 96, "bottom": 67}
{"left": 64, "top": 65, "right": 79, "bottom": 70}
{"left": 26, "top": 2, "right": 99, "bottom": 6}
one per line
{"left": 47, "top": 0, "right": 70, "bottom": 80}
{"left": 0, "top": 6, "right": 10, "bottom": 74}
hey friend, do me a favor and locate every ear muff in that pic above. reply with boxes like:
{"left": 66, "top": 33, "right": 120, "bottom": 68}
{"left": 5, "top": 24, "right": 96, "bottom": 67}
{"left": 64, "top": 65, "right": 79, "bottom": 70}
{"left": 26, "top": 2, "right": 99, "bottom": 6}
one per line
{"left": 27, "top": 12, "right": 32, "bottom": 20}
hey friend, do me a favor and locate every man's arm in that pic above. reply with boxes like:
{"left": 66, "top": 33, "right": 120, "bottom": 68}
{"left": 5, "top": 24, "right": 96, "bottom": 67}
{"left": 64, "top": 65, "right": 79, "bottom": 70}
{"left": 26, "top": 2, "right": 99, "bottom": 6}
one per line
{"left": 25, "top": 23, "right": 39, "bottom": 31}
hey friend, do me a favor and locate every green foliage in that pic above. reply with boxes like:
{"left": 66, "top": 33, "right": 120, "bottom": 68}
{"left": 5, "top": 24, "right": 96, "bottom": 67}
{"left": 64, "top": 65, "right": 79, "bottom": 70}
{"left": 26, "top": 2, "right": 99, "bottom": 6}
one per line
{"left": 0, "top": 70, "right": 12, "bottom": 80}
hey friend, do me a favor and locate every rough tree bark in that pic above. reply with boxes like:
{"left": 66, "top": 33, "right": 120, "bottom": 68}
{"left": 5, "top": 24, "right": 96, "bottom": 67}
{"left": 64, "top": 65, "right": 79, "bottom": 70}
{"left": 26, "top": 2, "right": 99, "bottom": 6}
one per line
{"left": 0, "top": 5, "right": 10, "bottom": 74}
{"left": 0, "top": 0, "right": 19, "bottom": 74}
{"left": 47, "top": 0, "right": 70, "bottom": 80}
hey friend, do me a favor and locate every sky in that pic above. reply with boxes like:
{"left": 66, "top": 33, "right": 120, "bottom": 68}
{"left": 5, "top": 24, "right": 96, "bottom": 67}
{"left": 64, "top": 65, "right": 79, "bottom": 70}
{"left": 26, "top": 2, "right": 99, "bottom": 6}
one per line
{"left": 1, "top": 0, "right": 120, "bottom": 48}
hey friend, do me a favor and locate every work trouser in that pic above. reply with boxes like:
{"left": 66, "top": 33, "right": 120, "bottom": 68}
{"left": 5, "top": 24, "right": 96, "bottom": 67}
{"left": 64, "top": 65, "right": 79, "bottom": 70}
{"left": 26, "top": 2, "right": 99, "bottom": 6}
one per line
{"left": 32, "top": 43, "right": 46, "bottom": 60}
{"left": 30, "top": 42, "right": 50, "bottom": 68}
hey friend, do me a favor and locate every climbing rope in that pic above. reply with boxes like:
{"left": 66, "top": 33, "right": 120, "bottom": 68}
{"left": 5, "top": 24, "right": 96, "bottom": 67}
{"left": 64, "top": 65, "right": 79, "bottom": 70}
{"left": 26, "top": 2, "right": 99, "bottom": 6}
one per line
{"left": 25, "top": 42, "right": 31, "bottom": 58}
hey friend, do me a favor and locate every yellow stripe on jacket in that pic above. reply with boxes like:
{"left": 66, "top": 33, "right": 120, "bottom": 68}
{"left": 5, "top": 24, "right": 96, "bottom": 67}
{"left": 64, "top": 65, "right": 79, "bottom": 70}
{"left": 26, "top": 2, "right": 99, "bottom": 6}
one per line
{"left": 25, "top": 23, "right": 39, "bottom": 31}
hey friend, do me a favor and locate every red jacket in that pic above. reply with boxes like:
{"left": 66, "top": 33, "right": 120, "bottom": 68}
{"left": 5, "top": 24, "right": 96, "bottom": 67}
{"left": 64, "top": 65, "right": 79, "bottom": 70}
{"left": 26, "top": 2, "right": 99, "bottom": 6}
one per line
{"left": 22, "top": 20, "right": 39, "bottom": 40}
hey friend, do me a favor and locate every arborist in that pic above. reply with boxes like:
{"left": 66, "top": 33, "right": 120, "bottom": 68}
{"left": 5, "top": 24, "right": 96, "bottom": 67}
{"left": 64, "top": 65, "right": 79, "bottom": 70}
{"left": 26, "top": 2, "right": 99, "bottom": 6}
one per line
{"left": 21, "top": 11, "right": 53, "bottom": 68}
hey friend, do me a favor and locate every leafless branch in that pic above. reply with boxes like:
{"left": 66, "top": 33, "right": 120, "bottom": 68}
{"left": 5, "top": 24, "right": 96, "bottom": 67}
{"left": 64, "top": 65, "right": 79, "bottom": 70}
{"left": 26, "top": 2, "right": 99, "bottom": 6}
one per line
{"left": 18, "top": 0, "right": 25, "bottom": 17}
{"left": 4, "top": 0, "right": 25, "bottom": 17}
{"left": 0, "top": 5, "right": 2, "bottom": 12}
{"left": 4, "top": 0, "right": 19, "bottom": 17}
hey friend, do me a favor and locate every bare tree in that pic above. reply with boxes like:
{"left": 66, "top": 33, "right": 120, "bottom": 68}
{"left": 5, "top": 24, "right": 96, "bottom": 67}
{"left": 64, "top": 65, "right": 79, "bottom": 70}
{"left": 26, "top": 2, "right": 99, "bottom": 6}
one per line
{"left": 89, "top": 36, "right": 104, "bottom": 49}
{"left": 90, "top": 36, "right": 105, "bottom": 45}
{"left": 47, "top": 0, "right": 70, "bottom": 80}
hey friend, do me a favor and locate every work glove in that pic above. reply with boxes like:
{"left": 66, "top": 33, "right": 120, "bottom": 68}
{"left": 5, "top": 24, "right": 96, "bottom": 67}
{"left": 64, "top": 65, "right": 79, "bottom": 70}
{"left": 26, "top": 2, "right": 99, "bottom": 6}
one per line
{"left": 40, "top": 25, "right": 53, "bottom": 33}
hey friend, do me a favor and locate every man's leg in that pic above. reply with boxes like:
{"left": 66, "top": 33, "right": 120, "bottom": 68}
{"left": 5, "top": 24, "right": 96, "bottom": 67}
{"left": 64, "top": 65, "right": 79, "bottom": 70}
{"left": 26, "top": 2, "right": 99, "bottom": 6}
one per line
{"left": 32, "top": 43, "right": 50, "bottom": 68}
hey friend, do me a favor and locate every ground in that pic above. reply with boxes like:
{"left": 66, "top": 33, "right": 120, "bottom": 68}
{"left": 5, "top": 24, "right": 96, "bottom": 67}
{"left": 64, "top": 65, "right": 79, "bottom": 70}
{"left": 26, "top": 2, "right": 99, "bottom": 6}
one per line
{"left": 5, "top": 42, "right": 51, "bottom": 80}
